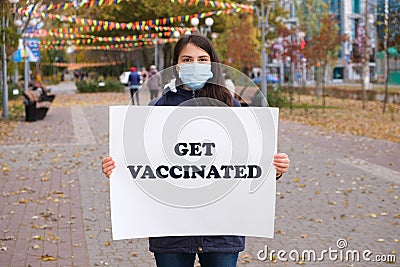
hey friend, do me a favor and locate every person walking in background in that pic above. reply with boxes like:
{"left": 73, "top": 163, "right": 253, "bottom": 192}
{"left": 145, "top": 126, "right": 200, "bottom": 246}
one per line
{"left": 141, "top": 67, "right": 148, "bottom": 84}
{"left": 223, "top": 73, "right": 235, "bottom": 97}
{"left": 128, "top": 67, "right": 141, "bottom": 105}
{"left": 147, "top": 65, "right": 162, "bottom": 100}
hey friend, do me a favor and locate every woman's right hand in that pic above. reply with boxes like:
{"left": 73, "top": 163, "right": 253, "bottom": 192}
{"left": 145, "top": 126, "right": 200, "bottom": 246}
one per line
{"left": 102, "top": 156, "right": 115, "bottom": 178}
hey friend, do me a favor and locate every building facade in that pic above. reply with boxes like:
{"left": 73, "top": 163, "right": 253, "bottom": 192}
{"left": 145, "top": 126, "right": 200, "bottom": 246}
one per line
{"left": 285, "top": 0, "right": 379, "bottom": 83}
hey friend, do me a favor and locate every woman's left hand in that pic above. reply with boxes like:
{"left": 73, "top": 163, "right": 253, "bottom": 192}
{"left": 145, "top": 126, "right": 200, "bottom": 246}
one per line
{"left": 274, "top": 153, "right": 290, "bottom": 176}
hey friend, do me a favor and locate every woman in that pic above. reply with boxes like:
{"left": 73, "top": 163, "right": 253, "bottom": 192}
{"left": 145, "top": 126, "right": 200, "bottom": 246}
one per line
{"left": 102, "top": 34, "right": 290, "bottom": 267}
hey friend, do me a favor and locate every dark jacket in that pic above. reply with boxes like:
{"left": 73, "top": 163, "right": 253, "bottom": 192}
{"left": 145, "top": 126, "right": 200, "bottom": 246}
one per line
{"left": 149, "top": 83, "right": 244, "bottom": 253}
{"left": 128, "top": 71, "right": 141, "bottom": 86}
{"left": 153, "top": 84, "right": 241, "bottom": 107}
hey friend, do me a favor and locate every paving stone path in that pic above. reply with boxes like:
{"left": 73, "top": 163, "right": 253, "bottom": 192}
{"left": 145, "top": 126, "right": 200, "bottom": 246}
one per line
{"left": 0, "top": 83, "right": 398, "bottom": 266}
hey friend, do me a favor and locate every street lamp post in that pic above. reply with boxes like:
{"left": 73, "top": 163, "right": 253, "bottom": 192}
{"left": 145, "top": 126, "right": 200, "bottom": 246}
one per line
{"left": 2, "top": 2, "right": 9, "bottom": 118}
{"left": 248, "top": 0, "right": 276, "bottom": 107}
{"left": 190, "top": 17, "right": 214, "bottom": 37}
{"left": 301, "top": 57, "right": 307, "bottom": 88}
{"left": 21, "top": 17, "right": 41, "bottom": 91}
{"left": 154, "top": 37, "right": 159, "bottom": 67}
{"left": 2, "top": 0, "right": 20, "bottom": 118}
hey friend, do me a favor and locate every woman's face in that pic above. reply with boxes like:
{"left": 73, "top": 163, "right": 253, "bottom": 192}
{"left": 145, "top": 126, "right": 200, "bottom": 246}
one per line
{"left": 177, "top": 43, "right": 211, "bottom": 64}
{"left": 176, "top": 43, "right": 214, "bottom": 91}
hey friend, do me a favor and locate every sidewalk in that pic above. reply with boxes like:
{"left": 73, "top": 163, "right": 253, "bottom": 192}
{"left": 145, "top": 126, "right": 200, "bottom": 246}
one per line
{"left": 0, "top": 82, "right": 398, "bottom": 266}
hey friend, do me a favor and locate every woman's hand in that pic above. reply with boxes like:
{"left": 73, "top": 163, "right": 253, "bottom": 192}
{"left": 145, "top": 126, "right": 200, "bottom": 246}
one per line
{"left": 274, "top": 153, "right": 290, "bottom": 178}
{"left": 102, "top": 156, "right": 115, "bottom": 178}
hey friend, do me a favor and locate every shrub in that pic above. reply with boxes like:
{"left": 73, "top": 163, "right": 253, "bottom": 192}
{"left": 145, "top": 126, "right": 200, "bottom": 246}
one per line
{"left": 251, "top": 86, "right": 288, "bottom": 107}
{"left": 267, "top": 86, "right": 289, "bottom": 107}
{"left": 0, "top": 83, "right": 22, "bottom": 110}
{"left": 76, "top": 80, "right": 124, "bottom": 93}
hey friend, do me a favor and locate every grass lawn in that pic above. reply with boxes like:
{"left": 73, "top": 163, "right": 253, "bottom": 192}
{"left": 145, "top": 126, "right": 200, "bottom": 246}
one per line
{"left": 280, "top": 94, "right": 400, "bottom": 143}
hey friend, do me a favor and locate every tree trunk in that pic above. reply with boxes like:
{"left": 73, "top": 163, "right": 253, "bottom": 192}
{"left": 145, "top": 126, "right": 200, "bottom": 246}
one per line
{"left": 163, "top": 43, "right": 172, "bottom": 68}
{"left": 316, "top": 66, "right": 322, "bottom": 101}
{"left": 383, "top": 50, "right": 389, "bottom": 113}
{"left": 382, "top": 0, "right": 390, "bottom": 114}
{"left": 361, "top": 0, "right": 370, "bottom": 110}
{"left": 322, "top": 64, "right": 327, "bottom": 108}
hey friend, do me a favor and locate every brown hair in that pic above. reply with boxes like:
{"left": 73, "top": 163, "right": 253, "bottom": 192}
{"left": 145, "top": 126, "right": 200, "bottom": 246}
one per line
{"left": 173, "top": 34, "right": 233, "bottom": 107}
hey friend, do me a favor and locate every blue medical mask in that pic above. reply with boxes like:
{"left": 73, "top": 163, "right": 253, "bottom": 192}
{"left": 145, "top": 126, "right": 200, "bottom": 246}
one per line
{"left": 178, "top": 63, "right": 213, "bottom": 90}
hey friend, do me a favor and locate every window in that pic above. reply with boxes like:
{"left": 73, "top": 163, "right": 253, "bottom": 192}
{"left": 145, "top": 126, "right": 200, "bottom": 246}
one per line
{"left": 353, "top": 0, "right": 360, "bottom": 14}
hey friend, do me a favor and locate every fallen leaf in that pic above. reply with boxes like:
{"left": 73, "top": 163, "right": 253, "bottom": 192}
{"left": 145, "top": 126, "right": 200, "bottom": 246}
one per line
{"left": 105, "top": 241, "right": 111, "bottom": 246}
{"left": 370, "top": 213, "right": 377, "bottom": 218}
{"left": 276, "top": 230, "right": 286, "bottom": 235}
{"left": 39, "top": 255, "right": 57, "bottom": 261}
{"left": 1, "top": 236, "right": 16, "bottom": 241}
{"left": 48, "top": 232, "right": 59, "bottom": 241}
{"left": 240, "top": 253, "right": 252, "bottom": 259}
{"left": 2, "top": 166, "right": 11, "bottom": 173}
{"left": 32, "top": 235, "right": 43, "bottom": 240}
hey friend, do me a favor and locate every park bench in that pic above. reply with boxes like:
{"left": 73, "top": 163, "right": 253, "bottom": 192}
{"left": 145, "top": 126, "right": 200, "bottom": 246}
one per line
{"left": 22, "top": 84, "right": 55, "bottom": 122}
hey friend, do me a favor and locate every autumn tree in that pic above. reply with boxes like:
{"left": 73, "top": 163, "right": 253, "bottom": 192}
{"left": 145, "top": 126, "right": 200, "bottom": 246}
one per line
{"left": 296, "top": 0, "right": 344, "bottom": 107}
{"left": 216, "top": 15, "right": 260, "bottom": 72}
{"left": 310, "top": 13, "right": 344, "bottom": 107}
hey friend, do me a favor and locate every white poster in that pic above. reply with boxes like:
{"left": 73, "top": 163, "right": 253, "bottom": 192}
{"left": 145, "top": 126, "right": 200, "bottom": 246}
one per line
{"left": 109, "top": 106, "right": 279, "bottom": 240}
